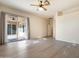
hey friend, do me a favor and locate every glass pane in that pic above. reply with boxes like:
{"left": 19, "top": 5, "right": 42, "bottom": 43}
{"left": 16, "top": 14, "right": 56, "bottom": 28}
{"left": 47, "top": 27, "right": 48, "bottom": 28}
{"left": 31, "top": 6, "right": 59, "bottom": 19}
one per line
{"left": 7, "top": 24, "right": 11, "bottom": 35}
{"left": 12, "top": 25, "right": 16, "bottom": 34}
{"left": 23, "top": 25, "right": 25, "bottom": 32}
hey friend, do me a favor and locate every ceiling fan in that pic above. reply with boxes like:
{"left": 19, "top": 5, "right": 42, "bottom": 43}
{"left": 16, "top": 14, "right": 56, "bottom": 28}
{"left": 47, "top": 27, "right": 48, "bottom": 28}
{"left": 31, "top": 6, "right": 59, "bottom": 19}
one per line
{"left": 31, "top": 0, "right": 50, "bottom": 11}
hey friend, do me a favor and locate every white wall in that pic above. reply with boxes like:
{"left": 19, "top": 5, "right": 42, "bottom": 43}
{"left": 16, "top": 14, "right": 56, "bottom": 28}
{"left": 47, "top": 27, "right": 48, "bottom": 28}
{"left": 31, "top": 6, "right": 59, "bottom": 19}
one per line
{"left": 0, "top": 5, "right": 48, "bottom": 39}
{"left": 30, "top": 15, "right": 48, "bottom": 38}
{"left": 56, "top": 7, "right": 79, "bottom": 44}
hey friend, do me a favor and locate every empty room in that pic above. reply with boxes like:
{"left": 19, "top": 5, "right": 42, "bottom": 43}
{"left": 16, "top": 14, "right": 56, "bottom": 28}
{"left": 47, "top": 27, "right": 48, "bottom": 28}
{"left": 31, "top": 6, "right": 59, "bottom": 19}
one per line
{"left": 0, "top": 0, "right": 79, "bottom": 58}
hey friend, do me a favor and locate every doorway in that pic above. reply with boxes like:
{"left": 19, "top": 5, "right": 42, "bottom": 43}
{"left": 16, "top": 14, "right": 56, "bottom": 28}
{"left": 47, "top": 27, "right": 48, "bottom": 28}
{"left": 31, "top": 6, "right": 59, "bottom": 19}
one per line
{"left": 47, "top": 19, "right": 53, "bottom": 37}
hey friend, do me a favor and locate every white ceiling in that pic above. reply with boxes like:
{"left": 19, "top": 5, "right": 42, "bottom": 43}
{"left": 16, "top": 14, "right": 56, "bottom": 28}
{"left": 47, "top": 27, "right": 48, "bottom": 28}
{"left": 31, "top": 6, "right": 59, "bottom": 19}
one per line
{"left": 0, "top": 0, "right": 79, "bottom": 18}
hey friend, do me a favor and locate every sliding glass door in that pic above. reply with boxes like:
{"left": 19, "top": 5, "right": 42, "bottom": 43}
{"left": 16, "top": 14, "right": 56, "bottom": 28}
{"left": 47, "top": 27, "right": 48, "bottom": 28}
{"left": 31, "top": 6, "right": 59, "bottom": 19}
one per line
{"left": 18, "top": 23, "right": 26, "bottom": 40}
{"left": 7, "top": 24, "right": 16, "bottom": 35}
{"left": 7, "top": 23, "right": 17, "bottom": 42}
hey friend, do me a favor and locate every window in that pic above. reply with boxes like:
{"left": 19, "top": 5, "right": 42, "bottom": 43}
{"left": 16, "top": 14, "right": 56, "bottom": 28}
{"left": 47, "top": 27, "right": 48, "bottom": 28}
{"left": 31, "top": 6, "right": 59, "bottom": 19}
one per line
{"left": 9, "top": 15, "right": 17, "bottom": 21}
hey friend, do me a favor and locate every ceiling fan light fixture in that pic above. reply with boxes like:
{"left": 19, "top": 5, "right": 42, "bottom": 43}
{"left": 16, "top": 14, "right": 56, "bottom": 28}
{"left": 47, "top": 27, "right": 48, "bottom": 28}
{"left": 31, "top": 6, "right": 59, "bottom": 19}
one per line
{"left": 38, "top": 7, "right": 44, "bottom": 11}
{"left": 31, "top": 0, "right": 50, "bottom": 11}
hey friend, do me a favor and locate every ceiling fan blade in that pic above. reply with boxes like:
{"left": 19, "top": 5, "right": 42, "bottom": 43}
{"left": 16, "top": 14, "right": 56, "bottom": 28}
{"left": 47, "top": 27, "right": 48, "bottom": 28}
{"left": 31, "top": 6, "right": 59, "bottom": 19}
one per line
{"left": 42, "top": 6, "right": 47, "bottom": 11}
{"left": 30, "top": 4, "right": 39, "bottom": 6}
{"left": 44, "top": 0, "right": 50, "bottom": 6}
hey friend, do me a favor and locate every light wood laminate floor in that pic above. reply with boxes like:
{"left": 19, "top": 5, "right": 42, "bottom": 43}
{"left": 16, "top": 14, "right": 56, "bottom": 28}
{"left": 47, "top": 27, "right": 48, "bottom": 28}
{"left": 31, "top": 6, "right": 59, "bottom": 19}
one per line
{"left": 0, "top": 39, "right": 79, "bottom": 58}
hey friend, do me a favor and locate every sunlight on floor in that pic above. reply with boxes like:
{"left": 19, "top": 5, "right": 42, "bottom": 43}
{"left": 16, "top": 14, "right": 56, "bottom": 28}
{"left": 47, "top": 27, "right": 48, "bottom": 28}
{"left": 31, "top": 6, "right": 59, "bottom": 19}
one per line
{"left": 33, "top": 40, "right": 40, "bottom": 44}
